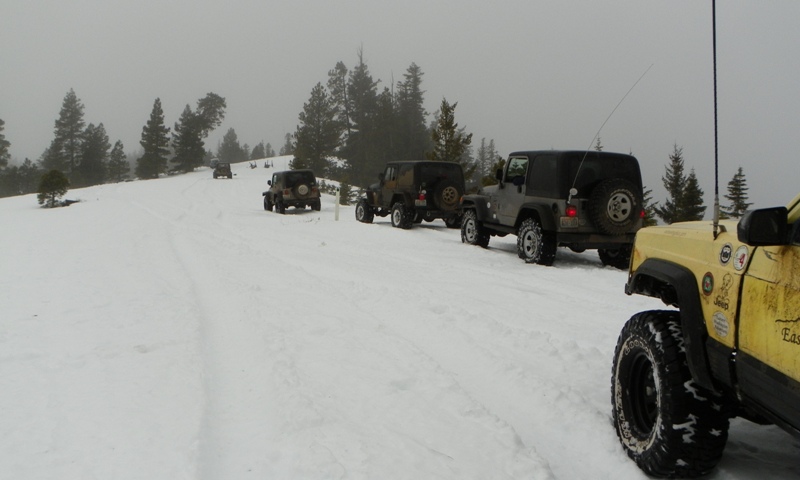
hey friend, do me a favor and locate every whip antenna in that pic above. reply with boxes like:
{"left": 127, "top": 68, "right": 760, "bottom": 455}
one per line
{"left": 712, "top": 0, "right": 721, "bottom": 237}
{"left": 568, "top": 63, "right": 653, "bottom": 203}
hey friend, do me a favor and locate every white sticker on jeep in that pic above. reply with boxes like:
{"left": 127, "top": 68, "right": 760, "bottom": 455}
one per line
{"left": 713, "top": 312, "right": 729, "bottom": 338}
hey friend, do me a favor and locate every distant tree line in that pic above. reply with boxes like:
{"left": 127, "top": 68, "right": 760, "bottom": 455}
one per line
{"left": 286, "top": 51, "right": 500, "bottom": 189}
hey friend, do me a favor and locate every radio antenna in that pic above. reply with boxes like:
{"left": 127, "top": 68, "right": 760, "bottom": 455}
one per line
{"left": 712, "top": 0, "right": 721, "bottom": 238}
{"left": 568, "top": 63, "right": 653, "bottom": 203}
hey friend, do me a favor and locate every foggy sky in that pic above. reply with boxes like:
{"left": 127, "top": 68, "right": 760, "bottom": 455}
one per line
{"left": 2, "top": 0, "right": 798, "bottom": 210}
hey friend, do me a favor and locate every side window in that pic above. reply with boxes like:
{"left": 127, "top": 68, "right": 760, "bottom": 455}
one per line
{"left": 397, "top": 164, "right": 414, "bottom": 187}
{"left": 272, "top": 174, "right": 279, "bottom": 186}
{"left": 505, "top": 157, "right": 529, "bottom": 185}
{"left": 528, "top": 155, "right": 557, "bottom": 195}
{"left": 383, "top": 166, "right": 397, "bottom": 184}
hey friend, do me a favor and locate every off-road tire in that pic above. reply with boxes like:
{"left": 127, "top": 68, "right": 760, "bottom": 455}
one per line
{"left": 461, "top": 210, "right": 490, "bottom": 248}
{"left": 275, "top": 198, "right": 286, "bottom": 215}
{"left": 311, "top": 199, "right": 321, "bottom": 211}
{"left": 264, "top": 195, "right": 273, "bottom": 212}
{"left": 444, "top": 215, "right": 462, "bottom": 229}
{"left": 599, "top": 245, "right": 632, "bottom": 270}
{"left": 611, "top": 310, "right": 730, "bottom": 478}
{"left": 355, "top": 199, "right": 374, "bottom": 223}
{"left": 589, "top": 179, "right": 640, "bottom": 235}
{"left": 517, "top": 217, "right": 556, "bottom": 265}
{"left": 391, "top": 202, "right": 413, "bottom": 229}
{"left": 433, "top": 180, "right": 462, "bottom": 211}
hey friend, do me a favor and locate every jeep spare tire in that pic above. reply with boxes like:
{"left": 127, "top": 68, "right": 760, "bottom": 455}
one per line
{"left": 433, "top": 181, "right": 462, "bottom": 211}
{"left": 589, "top": 179, "right": 640, "bottom": 235}
{"left": 295, "top": 184, "right": 310, "bottom": 197}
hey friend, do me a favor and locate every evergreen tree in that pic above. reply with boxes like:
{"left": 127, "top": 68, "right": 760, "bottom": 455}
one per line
{"left": 327, "top": 61, "right": 351, "bottom": 140}
{"left": 250, "top": 142, "right": 266, "bottom": 160}
{"left": 265, "top": 142, "right": 275, "bottom": 157}
{"left": 279, "top": 133, "right": 294, "bottom": 155}
{"left": 0, "top": 119, "right": 10, "bottom": 168}
{"left": 18, "top": 159, "right": 42, "bottom": 194}
{"left": 217, "top": 128, "right": 247, "bottom": 163}
{"left": 594, "top": 136, "right": 604, "bottom": 151}
{"left": 41, "top": 89, "right": 85, "bottom": 176}
{"left": 642, "top": 185, "right": 658, "bottom": 227}
{"left": 654, "top": 144, "right": 686, "bottom": 224}
{"left": 172, "top": 93, "right": 226, "bottom": 173}
{"left": 136, "top": 98, "right": 171, "bottom": 179}
{"left": 341, "top": 50, "right": 381, "bottom": 186}
{"left": 427, "top": 98, "right": 474, "bottom": 177}
{"left": 338, "top": 182, "right": 352, "bottom": 205}
{"left": 680, "top": 168, "right": 706, "bottom": 221}
{"left": 395, "top": 62, "right": 430, "bottom": 160}
{"left": 291, "top": 82, "right": 341, "bottom": 175}
{"left": 721, "top": 166, "right": 752, "bottom": 219}
{"left": 37, "top": 169, "right": 69, "bottom": 207}
{"left": 74, "top": 123, "right": 110, "bottom": 187}
{"left": 107, "top": 140, "right": 129, "bottom": 182}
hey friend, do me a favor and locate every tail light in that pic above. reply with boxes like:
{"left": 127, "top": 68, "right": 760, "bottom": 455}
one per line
{"left": 418, "top": 189, "right": 427, "bottom": 201}
{"left": 640, "top": 209, "right": 646, "bottom": 219}
{"left": 565, "top": 204, "right": 578, "bottom": 217}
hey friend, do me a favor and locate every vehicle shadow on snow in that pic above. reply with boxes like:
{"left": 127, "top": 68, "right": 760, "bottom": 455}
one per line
{"left": 485, "top": 240, "right": 606, "bottom": 268}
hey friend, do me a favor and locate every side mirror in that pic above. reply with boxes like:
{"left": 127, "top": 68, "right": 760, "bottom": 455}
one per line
{"left": 267, "top": 180, "right": 272, "bottom": 186}
{"left": 737, "top": 206, "right": 789, "bottom": 246}
{"left": 495, "top": 168, "right": 503, "bottom": 181}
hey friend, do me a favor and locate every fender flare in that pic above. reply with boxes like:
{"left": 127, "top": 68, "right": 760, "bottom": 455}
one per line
{"left": 516, "top": 204, "right": 557, "bottom": 231}
{"left": 627, "top": 258, "right": 717, "bottom": 392}
{"left": 461, "top": 196, "right": 492, "bottom": 221}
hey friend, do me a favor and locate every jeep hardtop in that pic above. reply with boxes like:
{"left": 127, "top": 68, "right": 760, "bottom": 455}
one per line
{"left": 263, "top": 169, "right": 321, "bottom": 214}
{"left": 460, "top": 150, "right": 643, "bottom": 267}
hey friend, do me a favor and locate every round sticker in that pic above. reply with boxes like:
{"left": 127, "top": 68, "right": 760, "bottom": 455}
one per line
{"left": 702, "top": 272, "right": 714, "bottom": 295}
{"left": 713, "top": 312, "right": 729, "bottom": 338}
{"left": 733, "top": 245, "right": 749, "bottom": 271}
{"left": 719, "top": 244, "right": 732, "bottom": 266}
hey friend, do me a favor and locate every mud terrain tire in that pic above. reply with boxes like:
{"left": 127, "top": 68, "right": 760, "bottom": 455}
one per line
{"left": 461, "top": 210, "right": 490, "bottom": 247}
{"left": 516, "top": 217, "right": 556, "bottom": 265}
{"left": 391, "top": 202, "right": 413, "bottom": 229}
{"left": 355, "top": 199, "right": 374, "bottom": 223}
{"left": 599, "top": 245, "right": 632, "bottom": 270}
{"left": 611, "top": 310, "right": 730, "bottom": 478}
{"left": 434, "top": 180, "right": 462, "bottom": 211}
{"left": 264, "top": 195, "right": 273, "bottom": 211}
{"left": 590, "top": 179, "right": 640, "bottom": 235}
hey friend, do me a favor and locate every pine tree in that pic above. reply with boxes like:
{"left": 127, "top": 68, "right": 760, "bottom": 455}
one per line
{"left": 291, "top": 83, "right": 341, "bottom": 175}
{"left": 217, "top": 128, "right": 246, "bottom": 163}
{"left": 721, "top": 166, "right": 752, "bottom": 219}
{"left": 107, "top": 140, "right": 129, "bottom": 182}
{"left": 41, "top": 89, "right": 85, "bottom": 176}
{"left": 654, "top": 144, "right": 686, "bottom": 224}
{"left": 250, "top": 142, "right": 266, "bottom": 160}
{"left": 680, "top": 169, "right": 706, "bottom": 221}
{"left": 279, "top": 133, "right": 294, "bottom": 156}
{"left": 642, "top": 186, "right": 658, "bottom": 227}
{"left": 395, "top": 62, "right": 430, "bottom": 160}
{"left": 342, "top": 49, "right": 381, "bottom": 186}
{"left": 0, "top": 119, "right": 10, "bottom": 168}
{"left": 136, "top": 98, "right": 171, "bottom": 179}
{"left": 327, "top": 61, "right": 350, "bottom": 140}
{"left": 265, "top": 143, "right": 275, "bottom": 157}
{"left": 37, "top": 169, "right": 69, "bottom": 207}
{"left": 74, "top": 123, "right": 110, "bottom": 187}
{"left": 428, "top": 98, "right": 474, "bottom": 177}
{"left": 594, "top": 136, "right": 604, "bottom": 151}
{"left": 172, "top": 93, "right": 226, "bottom": 173}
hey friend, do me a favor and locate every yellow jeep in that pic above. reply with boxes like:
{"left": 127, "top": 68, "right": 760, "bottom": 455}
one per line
{"left": 611, "top": 192, "right": 800, "bottom": 477}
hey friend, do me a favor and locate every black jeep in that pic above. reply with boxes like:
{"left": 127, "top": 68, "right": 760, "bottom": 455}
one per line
{"left": 460, "top": 150, "right": 643, "bottom": 267}
{"left": 263, "top": 169, "right": 321, "bottom": 214}
{"left": 355, "top": 161, "right": 465, "bottom": 229}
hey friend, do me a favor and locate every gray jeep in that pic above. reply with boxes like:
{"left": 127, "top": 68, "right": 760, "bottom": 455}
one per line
{"left": 263, "top": 169, "right": 321, "bottom": 214}
{"left": 460, "top": 150, "right": 643, "bottom": 267}
{"left": 355, "top": 161, "right": 465, "bottom": 229}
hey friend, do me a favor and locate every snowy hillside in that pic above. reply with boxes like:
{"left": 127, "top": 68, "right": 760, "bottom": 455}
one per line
{"left": 1, "top": 157, "right": 797, "bottom": 479}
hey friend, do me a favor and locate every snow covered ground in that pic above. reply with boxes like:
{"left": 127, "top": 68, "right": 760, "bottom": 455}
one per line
{"left": 2, "top": 157, "right": 798, "bottom": 479}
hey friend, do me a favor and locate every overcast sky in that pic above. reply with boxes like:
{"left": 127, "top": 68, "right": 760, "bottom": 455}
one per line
{"left": 2, "top": 0, "right": 798, "bottom": 210}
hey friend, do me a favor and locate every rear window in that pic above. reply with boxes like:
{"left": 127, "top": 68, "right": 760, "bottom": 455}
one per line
{"left": 283, "top": 171, "right": 316, "bottom": 187}
{"left": 419, "top": 163, "right": 464, "bottom": 185}
{"left": 563, "top": 152, "right": 641, "bottom": 194}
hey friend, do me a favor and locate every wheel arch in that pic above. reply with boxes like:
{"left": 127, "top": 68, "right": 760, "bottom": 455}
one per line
{"left": 460, "top": 197, "right": 491, "bottom": 221}
{"left": 626, "top": 258, "right": 717, "bottom": 392}
{"left": 515, "top": 205, "right": 556, "bottom": 231}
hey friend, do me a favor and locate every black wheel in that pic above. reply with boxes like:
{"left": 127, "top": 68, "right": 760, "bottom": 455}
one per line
{"left": 312, "top": 199, "right": 321, "bottom": 211}
{"left": 461, "top": 210, "right": 490, "bottom": 248}
{"left": 443, "top": 214, "right": 462, "bottom": 229}
{"left": 599, "top": 244, "right": 632, "bottom": 270}
{"left": 263, "top": 195, "right": 273, "bottom": 211}
{"left": 516, "top": 217, "right": 556, "bottom": 265}
{"left": 275, "top": 197, "right": 286, "bottom": 214}
{"left": 355, "top": 199, "right": 374, "bottom": 223}
{"left": 433, "top": 180, "right": 463, "bottom": 211}
{"left": 391, "top": 202, "right": 412, "bottom": 229}
{"left": 589, "top": 179, "right": 640, "bottom": 235}
{"left": 612, "top": 310, "right": 731, "bottom": 478}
